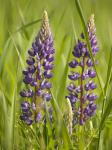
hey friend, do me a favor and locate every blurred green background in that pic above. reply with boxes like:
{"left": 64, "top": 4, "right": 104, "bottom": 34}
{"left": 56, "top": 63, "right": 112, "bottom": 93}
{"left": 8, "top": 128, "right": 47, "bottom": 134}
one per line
{"left": 0, "top": 0, "right": 112, "bottom": 149}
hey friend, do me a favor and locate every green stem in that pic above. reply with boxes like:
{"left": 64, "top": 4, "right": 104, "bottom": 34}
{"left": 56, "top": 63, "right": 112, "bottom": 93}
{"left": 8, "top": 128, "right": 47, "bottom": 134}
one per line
{"left": 80, "top": 56, "right": 85, "bottom": 123}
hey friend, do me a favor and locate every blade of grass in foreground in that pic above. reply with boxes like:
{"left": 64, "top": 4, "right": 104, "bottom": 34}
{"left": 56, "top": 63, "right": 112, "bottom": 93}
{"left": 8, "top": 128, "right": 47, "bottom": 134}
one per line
{"left": 42, "top": 101, "right": 54, "bottom": 149}
{"left": 75, "top": 1, "right": 112, "bottom": 148}
{"left": 75, "top": 0, "right": 104, "bottom": 96}
{"left": 0, "top": 37, "right": 11, "bottom": 76}
{"left": 57, "top": 34, "right": 73, "bottom": 106}
{"left": 74, "top": 0, "right": 105, "bottom": 149}
{"left": 0, "top": 92, "right": 8, "bottom": 149}
{"left": 9, "top": 87, "right": 16, "bottom": 150}
{"left": 9, "top": 32, "right": 25, "bottom": 69}
{"left": 0, "top": 88, "right": 16, "bottom": 150}
{"left": 17, "top": 6, "right": 30, "bottom": 40}
{"left": 97, "top": 48, "right": 112, "bottom": 149}
{"left": 103, "top": 48, "right": 112, "bottom": 110}
{"left": 15, "top": 19, "right": 42, "bottom": 33}
{"left": 98, "top": 48, "right": 112, "bottom": 116}
{"left": 13, "top": 10, "right": 54, "bottom": 34}
{"left": 99, "top": 92, "right": 112, "bottom": 131}
{"left": 54, "top": 8, "right": 66, "bottom": 38}
{"left": 50, "top": 90, "right": 73, "bottom": 149}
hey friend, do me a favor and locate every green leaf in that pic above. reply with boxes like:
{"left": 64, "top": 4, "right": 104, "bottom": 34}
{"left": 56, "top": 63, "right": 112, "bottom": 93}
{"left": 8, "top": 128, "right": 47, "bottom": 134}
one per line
{"left": 0, "top": 37, "right": 11, "bottom": 76}
{"left": 50, "top": 91, "right": 73, "bottom": 149}
{"left": 75, "top": 0, "right": 104, "bottom": 96}
{"left": 56, "top": 34, "right": 73, "bottom": 106}
{"left": 9, "top": 32, "right": 25, "bottom": 69}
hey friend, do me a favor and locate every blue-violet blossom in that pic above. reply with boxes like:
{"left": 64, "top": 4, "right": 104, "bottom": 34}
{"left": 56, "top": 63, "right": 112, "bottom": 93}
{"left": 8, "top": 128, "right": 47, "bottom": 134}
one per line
{"left": 20, "top": 11, "right": 55, "bottom": 125}
{"left": 66, "top": 14, "right": 99, "bottom": 125}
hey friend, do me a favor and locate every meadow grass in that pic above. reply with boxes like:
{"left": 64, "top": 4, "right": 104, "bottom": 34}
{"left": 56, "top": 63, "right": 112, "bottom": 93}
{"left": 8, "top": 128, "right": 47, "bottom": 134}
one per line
{"left": 0, "top": 0, "right": 112, "bottom": 149}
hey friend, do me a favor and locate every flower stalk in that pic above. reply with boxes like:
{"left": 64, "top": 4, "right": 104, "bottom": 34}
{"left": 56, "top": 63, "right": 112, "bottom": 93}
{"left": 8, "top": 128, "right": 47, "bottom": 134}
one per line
{"left": 20, "top": 10, "right": 55, "bottom": 125}
{"left": 66, "top": 14, "right": 99, "bottom": 125}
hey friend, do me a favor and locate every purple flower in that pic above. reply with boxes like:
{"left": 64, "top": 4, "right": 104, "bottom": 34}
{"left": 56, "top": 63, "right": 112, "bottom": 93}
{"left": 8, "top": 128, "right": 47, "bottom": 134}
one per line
{"left": 88, "top": 69, "right": 96, "bottom": 78}
{"left": 82, "top": 70, "right": 89, "bottom": 80}
{"left": 32, "top": 102, "right": 36, "bottom": 110}
{"left": 86, "top": 59, "right": 93, "bottom": 67}
{"left": 68, "top": 72, "right": 80, "bottom": 81}
{"left": 69, "top": 59, "right": 78, "bottom": 68}
{"left": 26, "top": 57, "right": 35, "bottom": 65}
{"left": 21, "top": 101, "right": 30, "bottom": 112}
{"left": 42, "top": 93, "right": 51, "bottom": 101}
{"left": 75, "top": 86, "right": 81, "bottom": 93}
{"left": 20, "top": 11, "right": 55, "bottom": 125}
{"left": 66, "top": 14, "right": 98, "bottom": 125}
{"left": 67, "top": 83, "right": 76, "bottom": 92}
{"left": 26, "top": 118, "right": 33, "bottom": 125}
{"left": 44, "top": 70, "right": 53, "bottom": 79}
{"left": 66, "top": 93, "right": 78, "bottom": 111}
{"left": 88, "top": 14, "right": 99, "bottom": 55}
{"left": 20, "top": 89, "right": 34, "bottom": 98}
{"left": 87, "top": 93, "right": 97, "bottom": 101}
{"left": 85, "top": 81, "right": 97, "bottom": 91}
{"left": 35, "top": 113, "right": 42, "bottom": 122}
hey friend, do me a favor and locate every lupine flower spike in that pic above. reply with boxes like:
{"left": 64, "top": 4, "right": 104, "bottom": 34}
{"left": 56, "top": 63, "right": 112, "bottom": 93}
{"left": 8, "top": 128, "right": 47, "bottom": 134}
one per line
{"left": 20, "top": 10, "right": 55, "bottom": 125}
{"left": 66, "top": 14, "right": 99, "bottom": 125}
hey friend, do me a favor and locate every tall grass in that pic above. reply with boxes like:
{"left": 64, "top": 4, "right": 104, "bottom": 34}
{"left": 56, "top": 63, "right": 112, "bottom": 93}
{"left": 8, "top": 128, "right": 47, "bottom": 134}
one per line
{"left": 0, "top": 0, "right": 112, "bottom": 149}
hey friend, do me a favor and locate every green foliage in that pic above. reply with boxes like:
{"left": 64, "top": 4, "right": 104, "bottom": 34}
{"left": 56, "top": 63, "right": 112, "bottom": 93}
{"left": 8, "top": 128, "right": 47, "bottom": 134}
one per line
{"left": 0, "top": 0, "right": 112, "bottom": 149}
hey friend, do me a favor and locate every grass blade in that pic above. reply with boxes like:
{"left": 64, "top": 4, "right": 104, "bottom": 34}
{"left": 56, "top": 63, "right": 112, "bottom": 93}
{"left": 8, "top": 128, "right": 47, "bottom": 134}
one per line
{"left": 9, "top": 87, "right": 16, "bottom": 149}
{"left": 56, "top": 34, "right": 73, "bottom": 106}
{"left": 0, "top": 37, "right": 11, "bottom": 76}
{"left": 9, "top": 32, "right": 25, "bottom": 69}
{"left": 75, "top": 0, "right": 104, "bottom": 96}
{"left": 50, "top": 90, "right": 73, "bottom": 149}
